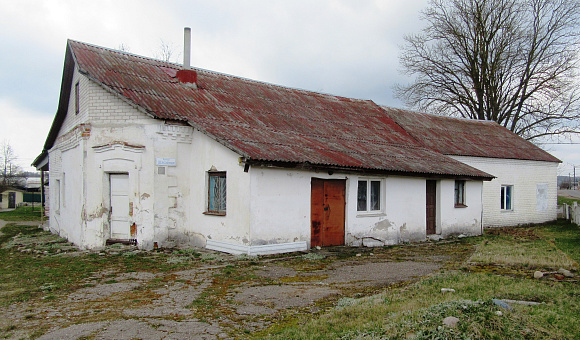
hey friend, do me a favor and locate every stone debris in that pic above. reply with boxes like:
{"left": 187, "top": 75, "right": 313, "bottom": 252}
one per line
{"left": 495, "top": 311, "right": 503, "bottom": 316}
{"left": 501, "top": 299, "right": 543, "bottom": 306}
{"left": 492, "top": 299, "right": 512, "bottom": 310}
{"left": 533, "top": 271, "right": 543, "bottom": 279}
{"left": 558, "top": 268, "right": 574, "bottom": 278}
{"left": 442, "top": 316, "right": 460, "bottom": 328}
{"left": 441, "top": 288, "right": 456, "bottom": 293}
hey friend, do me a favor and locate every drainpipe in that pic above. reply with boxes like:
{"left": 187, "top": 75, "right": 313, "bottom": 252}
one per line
{"left": 480, "top": 181, "right": 484, "bottom": 235}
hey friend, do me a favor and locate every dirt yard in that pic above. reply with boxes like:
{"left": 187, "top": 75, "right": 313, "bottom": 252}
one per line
{"left": 0, "top": 221, "right": 475, "bottom": 340}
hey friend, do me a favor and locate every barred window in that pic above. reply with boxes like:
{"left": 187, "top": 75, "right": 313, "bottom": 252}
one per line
{"left": 207, "top": 171, "right": 226, "bottom": 215}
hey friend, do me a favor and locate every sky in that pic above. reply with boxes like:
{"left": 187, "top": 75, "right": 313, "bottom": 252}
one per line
{"left": 0, "top": 0, "right": 578, "bottom": 176}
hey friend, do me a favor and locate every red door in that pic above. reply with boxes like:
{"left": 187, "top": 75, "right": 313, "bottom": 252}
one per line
{"left": 426, "top": 180, "right": 437, "bottom": 235}
{"left": 311, "top": 179, "right": 346, "bottom": 247}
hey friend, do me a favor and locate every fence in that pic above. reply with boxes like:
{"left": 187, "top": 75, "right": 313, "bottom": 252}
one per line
{"left": 559, "top": 202, "right": 580, "bottom": 226}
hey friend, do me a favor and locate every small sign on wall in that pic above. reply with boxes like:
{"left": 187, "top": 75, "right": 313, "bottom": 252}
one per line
{"left": 156, "top": 157, "right": 176, "bottom": 166}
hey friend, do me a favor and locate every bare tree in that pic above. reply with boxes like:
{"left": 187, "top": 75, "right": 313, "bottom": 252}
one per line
{"left": 396, "top": 0, "right": 580, "bottom": 141}
{"left": 155, "top": 39, "right": 181, "bottom": 63}
{"left": 0, "top": 140, "right": 24, "bottom": 193}
{"left": 118, "top": 43, "right": 131, "bottom": 52}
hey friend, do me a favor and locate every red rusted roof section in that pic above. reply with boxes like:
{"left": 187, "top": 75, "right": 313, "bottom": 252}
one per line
{"left": 69, "top": 40, "right": 493, "bottom": 178}
{"left": 383, "top": 107, "right": 560, "bottom": 163}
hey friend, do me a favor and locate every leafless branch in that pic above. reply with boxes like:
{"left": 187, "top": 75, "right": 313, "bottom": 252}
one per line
{"left": 396, "top": 0, "right": 580, "bottom": 141}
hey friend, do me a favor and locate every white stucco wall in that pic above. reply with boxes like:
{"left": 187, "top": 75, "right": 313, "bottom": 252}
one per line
{"left": 438, "top": 179, "right": 483, "bottom": 237}
{"left": 247, "top": 169, "right": 484, "bottom": 251}
{"left": 49, "top": 67, "right": 253, "bottom": 250}
{"left": 450, "top": 156, "right": 558, "bottom": 227}
{"left": 47, "top": 66, "right": 484, "bottom": 254}
{"left": 48, "top": 66, "right": 88, "bottom": 246}
{"left": 180, "top": 131, "right": 251, "bottom": 250}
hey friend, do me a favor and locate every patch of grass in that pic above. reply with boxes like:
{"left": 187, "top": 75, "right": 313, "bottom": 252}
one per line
{"left": 301, "top": 252, "right": 326, "bottom": 260}
{"left": 188, "top": 263, "right": 264, "bottom": 319}
{"left": 540, "top": 221, "right": 580, "bottom": 266}
{"left": 279, "top": 275, "right": 328, "bottom": 283}
{"left": 258, "top": 271, "right": 580, "bottom": 339}
{"left": 469, "top": 226, "right": 576, "bottom": 270}
{"left": 558, "top": 196, "right": 580, "bottom": 206}
{"left": 256, "top": 223, "right": 580, "bottom": 339}
{"left": 0, "top": 206, "right": 43, "bottom": 221}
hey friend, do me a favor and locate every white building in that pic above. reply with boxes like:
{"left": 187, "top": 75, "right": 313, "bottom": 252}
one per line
{"left": 33, "top": 40, "right": 556, "bottom": 255}
{"left": 384, "top": 108, "right": 561, "bottom": 227}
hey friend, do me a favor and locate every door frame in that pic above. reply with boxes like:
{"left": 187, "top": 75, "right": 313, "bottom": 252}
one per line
{"left": 310, "top": 178, "right": 346, "bottom": 247}
{"left": 108, "top": 172, "right": 131, "bottom": 240}
{"left": 8, "top": 192, "right": 16, "bottom": 209}
{"left": 426, "top": 180, "right": 437, "bottom": 235}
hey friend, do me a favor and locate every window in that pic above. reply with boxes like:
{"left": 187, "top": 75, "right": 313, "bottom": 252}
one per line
{"left": 501, "top": 185, "right": 513, "bottom": 210}
{"left": 207, "top": 171, "right": 226, "bottom": 215}
{"left": 357, "top": 179, "right": 381, "bottom": 212}
{"left": 454, "top": 180, "right": 466, "bottom": 207}
{"left": 75, "top": 81, "right": 80, "bottom": 114}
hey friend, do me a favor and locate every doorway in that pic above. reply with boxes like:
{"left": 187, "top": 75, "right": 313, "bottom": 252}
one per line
{"left": 109, "top": 173, "right": 130, "bottom": 239}
{"left": 426, "top": 180, "right": 437, "bottom": 235}
{"left": 311, "top": 179, "right": 346, "bottom": 247}
{"left": 8, "top": 192, "right": 16, "bottom": 209}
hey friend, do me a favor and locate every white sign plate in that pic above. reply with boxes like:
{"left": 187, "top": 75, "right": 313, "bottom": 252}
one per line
{"left": 156, "top": 157, "right": 176, "bottom": 166}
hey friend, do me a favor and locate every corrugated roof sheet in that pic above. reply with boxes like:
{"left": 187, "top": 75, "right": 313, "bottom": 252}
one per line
{"left": 68, "top": 40, "right": 494, "bottom": 179}
{"left": 383, "top": 107, "right": 561, "bottom": 163}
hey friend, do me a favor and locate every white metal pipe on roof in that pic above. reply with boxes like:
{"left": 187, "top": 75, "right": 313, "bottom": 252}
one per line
{"left": 184, "top": 27, "right": 191, "bottom": 68}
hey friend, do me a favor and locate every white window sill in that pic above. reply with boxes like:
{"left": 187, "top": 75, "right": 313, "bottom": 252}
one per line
{"left": 356, "top": 211, "right": 385, "bottom": 218}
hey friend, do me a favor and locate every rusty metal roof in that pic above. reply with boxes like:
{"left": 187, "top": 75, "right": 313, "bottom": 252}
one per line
{"left": 383, "top": 107, "right": 561, "bottom": 163}
{"left": 60, "top": 40, "right": 494, "bottom": 179}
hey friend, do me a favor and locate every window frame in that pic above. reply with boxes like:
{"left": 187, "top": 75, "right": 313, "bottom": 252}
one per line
{"left": 205, "top": 171, "right": 226, "bottom": 216}
{"left": 54, "top": 179, "right": 61, "bottom": 214}
{"left": 501, "top": 185, "right": 514, "bottom": 211}
{"left": 454, "top": 180, "right": 467, "bottom": 208}
{"left": 356, "top": 178, "right": 384, "bottom": 215}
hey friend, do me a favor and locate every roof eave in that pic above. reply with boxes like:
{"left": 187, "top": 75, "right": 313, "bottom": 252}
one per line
{"left": 244, "top": 159, "right": 494, "bottom": 181}
{"left": 38, "top": 40, "right": 76, "bottom": 155}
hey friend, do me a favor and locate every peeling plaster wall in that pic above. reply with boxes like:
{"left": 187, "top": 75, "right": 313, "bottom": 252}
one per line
{"left": 248, "top": 168, "right": 325, "bottom": 246}
{"left": 49, "top": 68, "right": 252, "bottom": 250}
{"left": 248, "top": 171, "right": 484, "bottom": 249}
{"left": 438, "top": 179, "right": 483, "bottom": 237}
{"left": 48, "top": 66, "right": 88, "bottom": 248}
{"left": 183, "top": 132, "right": 251, "bottom": 248}
{"left": 450, "top": 156, "right": 558, "bottom": 227}
{"left": 347, "top": 176, "right": 427, "bottom": 246}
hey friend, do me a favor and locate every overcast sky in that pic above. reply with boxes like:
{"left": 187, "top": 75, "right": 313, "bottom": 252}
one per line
{"left": 0, "top": 0, "right": 578, "bottom": 176}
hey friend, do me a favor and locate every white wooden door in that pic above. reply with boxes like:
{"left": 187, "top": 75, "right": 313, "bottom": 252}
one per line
{"left": 110, "top": 174, "right": 130, "bottom": 239}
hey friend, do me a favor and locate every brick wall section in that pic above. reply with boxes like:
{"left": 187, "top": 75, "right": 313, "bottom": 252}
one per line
{"left": 57, "top": 66, "right": 154, "bottom": 143}
{"left": 450, "top": 156, "right": 558, "bottom": 227}
{"left": 88, "top": 79, "right": 154, "bottom": 125}
{"left": 60, "top": 66, "right": 90, "bottom": 134}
